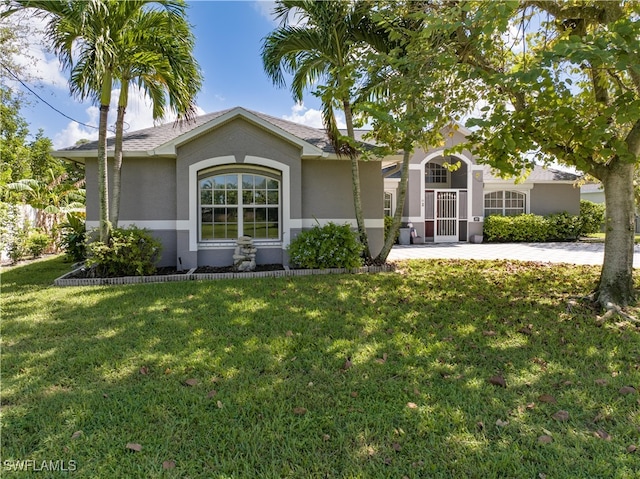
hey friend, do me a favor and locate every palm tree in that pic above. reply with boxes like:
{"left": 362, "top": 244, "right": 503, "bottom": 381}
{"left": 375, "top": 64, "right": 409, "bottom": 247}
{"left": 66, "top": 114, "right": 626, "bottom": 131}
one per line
{"left": 8, "top": 0, "right": 191, "bottom": 242}
{"left": 261, "top": 0, "right": 376, "bottom": 260}
{"left": 110, "top": 5, "right": 202, "bottom": 227}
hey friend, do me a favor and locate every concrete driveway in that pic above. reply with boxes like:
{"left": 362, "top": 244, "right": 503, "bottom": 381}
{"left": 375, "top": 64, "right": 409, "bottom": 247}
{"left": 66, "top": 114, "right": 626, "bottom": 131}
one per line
{"left": 388, "top": 242, "right": 640, "bottom": 268}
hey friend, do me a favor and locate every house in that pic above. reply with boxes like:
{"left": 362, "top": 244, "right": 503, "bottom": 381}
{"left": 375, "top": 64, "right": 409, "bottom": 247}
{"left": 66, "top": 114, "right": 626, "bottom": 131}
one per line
{"left": 54, "top": 107, "right": 581, "bottom": 267}
{"left": 383, "top": 126, "right": 581, "bottom": 243}
{"left": 54, "top": 107, "right": 384, "bottom": 268}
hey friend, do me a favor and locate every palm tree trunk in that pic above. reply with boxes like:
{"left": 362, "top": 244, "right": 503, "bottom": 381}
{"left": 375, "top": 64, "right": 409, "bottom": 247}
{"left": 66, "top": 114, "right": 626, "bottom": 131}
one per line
{"left": 597, "top": 161, "right": 636, "bottom": 308}
{"left": 111, "top": 83, "right": 128, "bottom": 228}
{"left": 343, "top": 99, "right": 372, "bottom": 261}
{"left": 97, "top": 74, "right": 112, "bottom": 243}
{"left": 375, "top": 148, "right": 411, "bottom": 263}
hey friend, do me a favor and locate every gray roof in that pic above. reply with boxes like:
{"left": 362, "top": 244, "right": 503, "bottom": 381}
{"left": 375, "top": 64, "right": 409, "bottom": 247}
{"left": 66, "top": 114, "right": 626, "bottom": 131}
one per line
{"left": 60, "top": 107, "right": 336, "bottom": 154}
{"left": 482, "top": 164, "right": 580, "bottom": 183}
{"left": 383, "top": 163, "right": 580, "bottom": 183}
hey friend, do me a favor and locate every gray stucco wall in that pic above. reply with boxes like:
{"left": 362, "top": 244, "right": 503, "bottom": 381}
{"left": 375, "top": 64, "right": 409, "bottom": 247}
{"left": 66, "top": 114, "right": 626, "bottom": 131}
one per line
{"left": 301, "top": 160, "right": 382, "bottom": 219}
{"left": 84, "top": 156, "right": 176, "bottom": 222}
{"left": 300, "top": 159, "right": 384, "bottom": 257}
{"left": 531, "top": 184, "right": 580, "bottom": 215}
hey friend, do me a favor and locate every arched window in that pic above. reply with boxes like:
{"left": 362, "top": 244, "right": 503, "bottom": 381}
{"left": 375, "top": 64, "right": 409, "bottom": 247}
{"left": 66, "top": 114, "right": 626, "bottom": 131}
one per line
{"left": 199, "top": 169, "right": 280, "bottom": 240}
{"left": 484, "top": 191, "right": 526, "bottom": 216}
{"left": 425, "top": 163, "right": 448, "bottom": 184}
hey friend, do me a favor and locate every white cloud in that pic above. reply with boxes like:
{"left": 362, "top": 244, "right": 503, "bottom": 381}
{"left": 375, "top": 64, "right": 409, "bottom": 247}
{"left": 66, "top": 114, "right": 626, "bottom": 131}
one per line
{"left": 253, "top": 1, "right": 307, "bottom": 26}
{"left": 253, "top": 1, "right": 277, "bottom": 23}
{"left": 283, "top": 103, "right": 345, "bottom": 129}
{"left": 4, "top": 10, "right": 68, "bottom": 88}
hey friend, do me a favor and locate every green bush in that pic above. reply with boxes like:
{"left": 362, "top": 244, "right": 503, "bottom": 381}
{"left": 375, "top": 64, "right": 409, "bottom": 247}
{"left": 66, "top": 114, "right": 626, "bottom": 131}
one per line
{"left": 484, "top": 212, "right": 583, "bottom": 242}
{"left": 288, "top": 222, "right": 363, "bottom": 269}
{"left": 578, "top": 200, "right": 605, "bottom": 235}
{"left": 86, "top": 226, "right": 162, "bottom": 277}
{"left": 546, "top": 212, "right": 582, "bottom": 241}
{"left": 484, "top": 214, "right": 549, "bottom": 242}
{"left": 60, "top": 212, "right": 86, "bottom": 262}
{"left": 7, "top": 228, "right": 28, "bottom": 264}
{"left": 25, "top": 230, "right": 51, "bottom": 258}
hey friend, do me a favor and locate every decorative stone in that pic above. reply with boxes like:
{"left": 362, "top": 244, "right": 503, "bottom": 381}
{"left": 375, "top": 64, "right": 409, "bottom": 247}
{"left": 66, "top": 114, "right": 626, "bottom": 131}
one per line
{"left": 233, "top": 237, "right": 257, "bottom": 272}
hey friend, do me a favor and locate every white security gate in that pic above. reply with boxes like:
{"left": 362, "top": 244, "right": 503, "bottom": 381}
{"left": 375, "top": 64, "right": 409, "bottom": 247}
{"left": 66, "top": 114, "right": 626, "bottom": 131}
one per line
{"left": 434, "top": 190, "right": 458, "bottom": 242}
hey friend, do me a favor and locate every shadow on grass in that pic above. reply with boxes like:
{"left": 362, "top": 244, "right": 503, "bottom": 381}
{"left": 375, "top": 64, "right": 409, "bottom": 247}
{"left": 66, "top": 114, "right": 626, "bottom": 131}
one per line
{"left": 2, "top": 257, "right": 639, "bottom": 478}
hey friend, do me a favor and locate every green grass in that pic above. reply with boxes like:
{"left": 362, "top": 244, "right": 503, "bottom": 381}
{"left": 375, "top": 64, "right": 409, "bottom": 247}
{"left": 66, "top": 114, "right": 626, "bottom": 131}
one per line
{"left": 582, "top": 232, "right": 640, "bottom": 244}
{"left": 2, "top": 256, "right": 639, "bottom": 478}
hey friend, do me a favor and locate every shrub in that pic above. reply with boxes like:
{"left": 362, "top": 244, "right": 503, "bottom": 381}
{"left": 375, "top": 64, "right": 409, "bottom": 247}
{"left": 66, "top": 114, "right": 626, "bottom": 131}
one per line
{"left": 578, "top": 200, "right": 605, "bottom": 235}
{"left": 86, "top": 226, "right": 162, "bottom": 277}
{"left": 484, "top": 214, "right": 548, "bottom": 242}
{"left": 25, "top": 230, "right": 51, "bottom": 258}
{"left": 384, "top": 215, "right": 400, "bottom": 243}
{"left": 1, "top": 203, "right": 27, "bottom": 263}
{"left": 484, "top": 212, "right": 583, "bottom": 242}
{"left": 546, "top": 212, "right": 581, "bottom": 241}
{"left": 60, "top": 212, "right": 86, "bottom": 262}
{"left": 288, "top": 222, "right": 363, "bottom": 269}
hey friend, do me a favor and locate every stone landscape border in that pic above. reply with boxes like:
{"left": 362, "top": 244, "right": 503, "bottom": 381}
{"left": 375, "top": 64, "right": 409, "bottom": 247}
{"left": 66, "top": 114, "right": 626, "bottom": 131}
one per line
{"left": 53, "top": 264, "right": 395, "bottom": 287}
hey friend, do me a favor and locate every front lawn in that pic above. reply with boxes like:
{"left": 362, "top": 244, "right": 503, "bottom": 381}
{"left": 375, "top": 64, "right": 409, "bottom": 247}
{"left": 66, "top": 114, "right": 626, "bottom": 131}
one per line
{"left": 2, "top": 256, "right": 639, "bottom": 478}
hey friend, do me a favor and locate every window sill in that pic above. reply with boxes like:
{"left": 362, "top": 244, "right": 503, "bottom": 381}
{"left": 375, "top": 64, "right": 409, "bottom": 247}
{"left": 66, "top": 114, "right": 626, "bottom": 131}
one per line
{"left": 198, "top": 241, "right": 283, "bottom": 249}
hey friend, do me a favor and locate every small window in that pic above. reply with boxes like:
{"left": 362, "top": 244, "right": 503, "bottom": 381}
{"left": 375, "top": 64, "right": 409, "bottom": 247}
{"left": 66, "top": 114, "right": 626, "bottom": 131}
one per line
{"left": 199, "top": 170, "right": 280, "bottom": 241}
{"left": 425, "top": 163, "right": 448, "bottom": 184}
{"left": 383, "top": 192, "right": 393, "bottom": 217}
{"left": 484, "top": 191, "right": 525, "bottom": 216}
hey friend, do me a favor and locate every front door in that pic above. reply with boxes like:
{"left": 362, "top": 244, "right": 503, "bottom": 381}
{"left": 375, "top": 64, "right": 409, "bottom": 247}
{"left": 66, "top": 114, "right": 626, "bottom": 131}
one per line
{"left": 434, "top": 190, "right": 458, "bottom": 242}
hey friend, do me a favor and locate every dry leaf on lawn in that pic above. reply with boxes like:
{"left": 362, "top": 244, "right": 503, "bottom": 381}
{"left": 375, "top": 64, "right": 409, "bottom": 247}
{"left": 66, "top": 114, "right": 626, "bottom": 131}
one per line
{"left": 538, "top": 394, "right": 557, "bottom": 404}
{"left": 162, "top": 460, "right": 176, "bottom": 469}
{"left": 126, "top": 443, "right": 142, "bottom": 452}
{"left": 488, "top": 375, "right": 506, "bottom": 388}
{"left": 184, "top": 378, "right": 198, "bottom": 387}
{"left": 552, "top": 410, "right": 570, "bottom": 422}
{"left": 293, "top": 407, "right": 307, "bottom": 415}
{"left": 538, "top": 435, "right": 553, "bottom": 444}
{"left": 619, "top": 386, "right": 637, "bottom": 395}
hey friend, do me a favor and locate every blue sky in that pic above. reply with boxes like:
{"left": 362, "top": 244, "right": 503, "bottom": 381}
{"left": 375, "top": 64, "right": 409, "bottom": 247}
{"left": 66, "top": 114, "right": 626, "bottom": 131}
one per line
{"left": 12, "top": 1, "right": 335, "bottom": 149}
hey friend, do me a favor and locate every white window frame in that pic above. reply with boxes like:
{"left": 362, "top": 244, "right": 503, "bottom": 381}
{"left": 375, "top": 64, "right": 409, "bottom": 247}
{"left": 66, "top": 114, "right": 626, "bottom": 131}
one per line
{"left": 483, "top": 190, "right": 528, "bottom": 216}
{"left": 188, "top": 156, "right": 291, "bottom": 252}
{"left": 199, "top": 169, "right": 281, "bottom": 242}
{"left": 383, "top": 190, "right": 395, "bottom": 217}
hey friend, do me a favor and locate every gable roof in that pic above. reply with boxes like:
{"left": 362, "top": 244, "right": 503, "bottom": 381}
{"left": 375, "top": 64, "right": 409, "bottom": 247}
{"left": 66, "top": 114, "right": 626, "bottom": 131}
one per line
{"left": 54, "top": 107, "right": 339, "bottom": 160}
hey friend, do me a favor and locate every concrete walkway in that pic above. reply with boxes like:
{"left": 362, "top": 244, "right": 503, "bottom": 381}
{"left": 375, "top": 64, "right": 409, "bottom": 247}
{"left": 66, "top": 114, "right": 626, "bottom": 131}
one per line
{"left": 388, "top": 242, "right": 640, "bottom": 268}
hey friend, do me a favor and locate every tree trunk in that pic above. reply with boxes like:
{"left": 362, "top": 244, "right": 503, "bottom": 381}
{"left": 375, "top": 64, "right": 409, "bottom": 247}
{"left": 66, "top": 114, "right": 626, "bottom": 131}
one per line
{"left": 343, "top": 99, "right": 372, "bottom": 261}
{"left": 110, "top": 103, "right": 126, "bottom": 228}
{"left": 97, "top": 74, "right": 112, "bottom": 243}
{"left": 375, "top": 148, "right": 411, "bottom": 263}
{"left": 597, "top": 161, "right": 636, "bottom": 307}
